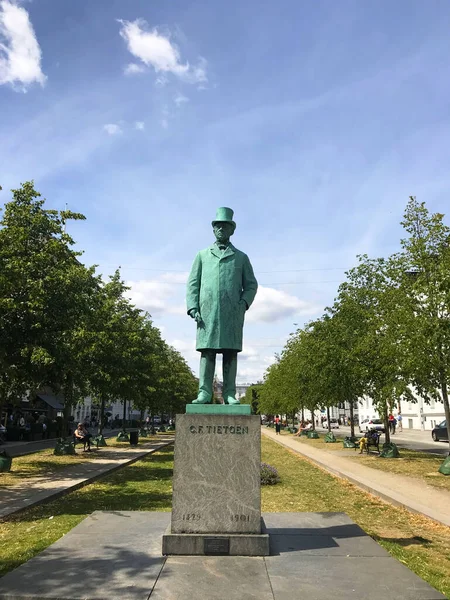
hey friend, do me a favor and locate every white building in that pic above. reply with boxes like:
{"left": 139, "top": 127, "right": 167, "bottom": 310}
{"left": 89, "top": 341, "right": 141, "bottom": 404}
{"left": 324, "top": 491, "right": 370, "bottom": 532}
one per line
{"left": 357, "top": 393, "right": 446, "bottom": 431}
{"left": 214, "top": 381, "right": 253, "bottom": 403}
{"left": 72, "top": 397, "right": 141, "bottom": 425}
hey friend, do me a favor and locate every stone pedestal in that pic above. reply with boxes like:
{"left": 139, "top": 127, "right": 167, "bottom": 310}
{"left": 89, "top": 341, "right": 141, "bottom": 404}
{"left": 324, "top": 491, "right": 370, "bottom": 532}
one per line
{"left": 162, "top": 412, "right": 269, "bottom": 556}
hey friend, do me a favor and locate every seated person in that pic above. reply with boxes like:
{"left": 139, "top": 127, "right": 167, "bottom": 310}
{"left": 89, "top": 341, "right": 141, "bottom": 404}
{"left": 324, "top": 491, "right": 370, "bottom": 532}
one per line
{"left": 294, "top": 421, "right": 312, "bottom": 436}
{"left": 74, "top": 423, "right": 92, "bottom": 451}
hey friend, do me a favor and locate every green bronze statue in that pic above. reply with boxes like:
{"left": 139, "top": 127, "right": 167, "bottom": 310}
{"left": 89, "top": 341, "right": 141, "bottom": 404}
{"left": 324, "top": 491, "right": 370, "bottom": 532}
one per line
{"left": 186, "top": 207, "right": 258, "bottom": 404}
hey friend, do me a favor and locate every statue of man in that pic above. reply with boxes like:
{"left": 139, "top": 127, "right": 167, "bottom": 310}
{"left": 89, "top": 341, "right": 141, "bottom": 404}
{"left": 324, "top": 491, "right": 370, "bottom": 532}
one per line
{"left": 186, "top": 207, "right": 258, "bottom": 404}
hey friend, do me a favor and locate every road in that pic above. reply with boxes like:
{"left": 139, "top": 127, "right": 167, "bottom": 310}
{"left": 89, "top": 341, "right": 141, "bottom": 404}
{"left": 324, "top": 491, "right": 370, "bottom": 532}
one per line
{"left": 318, "top": 425, "right": 449, "bottom": 456}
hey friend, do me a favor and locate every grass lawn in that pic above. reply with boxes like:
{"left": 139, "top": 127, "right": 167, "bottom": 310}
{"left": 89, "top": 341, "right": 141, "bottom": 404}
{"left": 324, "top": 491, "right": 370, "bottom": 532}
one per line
{"left": 279, "top": 429, "right": 450, "bottom": 491}
{"left": 0, "top": 438, "right": 449, "bottom": 598}
{"left": 0, "top": 445, "right": 174, "bottom": 578}
{"left": 0, "top": 449, "right": 101, "bottom": 487}
{"left": 0, "top": 436, "right": 166, "bottom": 487}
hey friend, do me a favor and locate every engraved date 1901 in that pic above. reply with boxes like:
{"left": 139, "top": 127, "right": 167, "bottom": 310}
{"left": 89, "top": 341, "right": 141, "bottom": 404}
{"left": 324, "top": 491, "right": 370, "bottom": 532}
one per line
{"left": 231, "top": 514, "right": 250, "bottom": 522}
{"left": 182, "top": 513, "right": 201, "bottom": 521}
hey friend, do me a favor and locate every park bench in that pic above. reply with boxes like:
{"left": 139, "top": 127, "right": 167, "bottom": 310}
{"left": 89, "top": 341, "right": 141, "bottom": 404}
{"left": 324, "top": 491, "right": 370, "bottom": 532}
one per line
{"left": 73, "top": 434, "right": 101, "bottom": 452}
{"left": 358, "top": 430, "right": 381, "bottom": 454}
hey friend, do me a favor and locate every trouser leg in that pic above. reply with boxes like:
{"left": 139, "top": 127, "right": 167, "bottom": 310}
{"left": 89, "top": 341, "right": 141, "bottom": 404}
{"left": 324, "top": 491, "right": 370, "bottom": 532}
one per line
{"left": 222, "top": 351, "right": 238, "bottom": 404}
{"left": 193, "top": 351, "right": 216, "bottom": 403}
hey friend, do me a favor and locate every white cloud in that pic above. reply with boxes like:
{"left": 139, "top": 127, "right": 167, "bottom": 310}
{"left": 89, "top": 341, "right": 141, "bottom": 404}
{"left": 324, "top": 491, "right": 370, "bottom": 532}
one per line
{"left": 239, "top": 346, "right": 260, "bottom": 362}
{"left": 155, "top": 74, "right": 168, "bottom": 87}
{"left": 174, "top": 92, "right": 189, "bottom": 106}
{"left": 0, "top": 0, "right": 46, "bottom": 91}
{"left": 247, "top": 285, "right": 321, "bottom": 323}
{"left": 103, "top": 123, "right": 122, "bottom": 135}
{"left": 118, "top": 18, "right": 207, "bottom": 84}
{"left": 124, "top": 62, "right": 146, "bottom": 75}
{"left": 126, "top": 273, "right": 188, "bottom": 315}
{"left": 134, "top": 121, "right": 145, "bottom": 130}
{"left": 160, "top": 272, "right": 188, "bottom": 284}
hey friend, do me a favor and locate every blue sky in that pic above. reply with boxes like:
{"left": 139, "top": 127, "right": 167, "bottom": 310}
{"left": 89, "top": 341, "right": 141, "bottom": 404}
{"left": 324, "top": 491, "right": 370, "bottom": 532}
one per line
{"left": 1, "top": 0, "right": 450, "bottom": 383}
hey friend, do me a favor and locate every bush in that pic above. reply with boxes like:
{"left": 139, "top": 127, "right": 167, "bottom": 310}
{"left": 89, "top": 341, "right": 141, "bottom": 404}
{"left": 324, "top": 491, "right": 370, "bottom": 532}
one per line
{"left": 261, "top": 462, "right": 280, "bottom": 485}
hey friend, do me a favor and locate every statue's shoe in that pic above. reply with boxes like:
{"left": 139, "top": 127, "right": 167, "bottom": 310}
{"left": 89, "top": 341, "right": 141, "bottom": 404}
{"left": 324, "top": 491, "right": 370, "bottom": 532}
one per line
{"left": 192, "top": 394, "right": 211, "bottom": 404}
{"left": 224, "top": 396, "right": 240, "bottom": 405}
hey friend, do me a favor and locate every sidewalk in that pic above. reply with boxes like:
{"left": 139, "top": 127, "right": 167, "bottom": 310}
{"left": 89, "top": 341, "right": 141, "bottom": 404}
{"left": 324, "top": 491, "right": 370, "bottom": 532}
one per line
{"left": 0, "top": 436, "right": 174, "bottom": 520}
{"left": 262, "top": 428, "right": 450, "bottom": 527}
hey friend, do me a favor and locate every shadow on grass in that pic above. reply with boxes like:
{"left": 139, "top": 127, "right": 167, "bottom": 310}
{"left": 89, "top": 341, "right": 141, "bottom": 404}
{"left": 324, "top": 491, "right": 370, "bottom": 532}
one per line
{"left": 372, "top": 534, "right": 432, "bottom": 547}
{"left": 7, "top": 487, "right": 173, "bottom": 522}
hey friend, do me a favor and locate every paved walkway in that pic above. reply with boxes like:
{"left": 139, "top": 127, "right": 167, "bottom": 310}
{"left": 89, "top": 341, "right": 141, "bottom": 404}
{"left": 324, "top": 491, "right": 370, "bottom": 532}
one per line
{"left": 0, "top": 437, "right": 174, "bottom": 520}
{"left": 262, "top": 428, "right": 450, "bottom": 527}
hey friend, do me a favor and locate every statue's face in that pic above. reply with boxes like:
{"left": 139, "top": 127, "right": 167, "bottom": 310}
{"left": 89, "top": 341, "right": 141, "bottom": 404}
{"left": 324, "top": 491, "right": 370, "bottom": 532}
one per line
{"left": 213, "top": 222, "right": 234, "bottom": 243}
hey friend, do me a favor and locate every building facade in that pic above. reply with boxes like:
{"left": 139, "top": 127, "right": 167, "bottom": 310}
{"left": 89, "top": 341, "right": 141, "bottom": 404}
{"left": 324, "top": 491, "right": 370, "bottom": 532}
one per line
{"left": 357, "top": 393, "right": 446, "bottom": 430}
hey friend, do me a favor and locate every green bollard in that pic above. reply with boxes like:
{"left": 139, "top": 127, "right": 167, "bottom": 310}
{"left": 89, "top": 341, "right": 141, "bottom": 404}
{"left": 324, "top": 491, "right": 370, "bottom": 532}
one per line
{"left": 0, "top": 450, "right": 12, "bottom": 472}
{"left": 54, "top": 438, "right": 76, "bottom": 456}
{"left": 380, "top": 442, "right": 400, "bottom": 458}
{"left": 438, "top": 455, "right": 450, "bottom": 475}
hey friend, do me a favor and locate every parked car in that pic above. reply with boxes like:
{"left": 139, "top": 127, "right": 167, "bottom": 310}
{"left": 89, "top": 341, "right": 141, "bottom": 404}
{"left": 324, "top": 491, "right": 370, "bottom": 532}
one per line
{"left": 323, "top": 418, "right": 339, "bottom": 429}
{"left": 431, "top": 420, "right": 448, "bottom": 442}
{"left": 359, "top": 418, "right": 385, "bottom": 433}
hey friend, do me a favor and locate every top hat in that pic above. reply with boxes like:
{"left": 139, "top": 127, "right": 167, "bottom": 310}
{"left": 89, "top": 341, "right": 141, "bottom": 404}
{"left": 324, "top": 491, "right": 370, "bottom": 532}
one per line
{"left": 212, "top": 207, "right": 236, "bottom": 227}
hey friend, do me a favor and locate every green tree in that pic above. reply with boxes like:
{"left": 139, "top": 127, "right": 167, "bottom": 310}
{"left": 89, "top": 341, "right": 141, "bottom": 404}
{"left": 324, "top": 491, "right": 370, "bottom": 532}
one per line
{"left": 244, "top": 383, "right": 263, "bottom": 415}
{"left": 397, "top": 197, "right": 450, "bottom": 454}
{"left": 335, "top": 255, "right": 413, "bottom": 443}
{"left": 0, "top": 182, "right": 98, "bottom": 428}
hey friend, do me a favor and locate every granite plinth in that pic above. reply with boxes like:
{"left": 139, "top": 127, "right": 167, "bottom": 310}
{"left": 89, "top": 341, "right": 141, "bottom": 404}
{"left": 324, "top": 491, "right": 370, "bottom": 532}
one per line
{"left": 162, "top": 521, "right": 270, "bottom": 556}
{"left": 185, "top": 403, "right": 252, "bottom": 415}
{"left": 171, "top": 413, "right": 261, "bottom": 534}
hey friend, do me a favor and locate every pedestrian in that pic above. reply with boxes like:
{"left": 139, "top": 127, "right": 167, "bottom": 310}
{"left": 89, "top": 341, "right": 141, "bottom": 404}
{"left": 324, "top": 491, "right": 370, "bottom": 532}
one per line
{"left": 388, "top": 413, "right": 396, "bottom": 434}
{"left": 275, "top": 415, "right": 281, "bottom": 435}
{"left": 397, "top": 413, "right": 403, "bottom": 432}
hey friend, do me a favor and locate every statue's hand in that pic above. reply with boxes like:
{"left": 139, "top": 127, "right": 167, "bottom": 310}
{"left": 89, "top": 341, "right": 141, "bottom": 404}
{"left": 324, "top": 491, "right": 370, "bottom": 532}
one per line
{"left": 239, "top": 299, "right": 248, "bottom": 311}
{"left": 189, "top": 309, "right": 203, "bottom": 324}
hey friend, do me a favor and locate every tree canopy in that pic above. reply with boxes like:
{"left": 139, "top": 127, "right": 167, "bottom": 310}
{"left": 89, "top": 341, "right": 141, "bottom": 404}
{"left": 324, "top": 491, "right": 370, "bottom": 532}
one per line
{"left": 0, "top": 182, "right": 197, "bottom": 429}
{"left": 259, "top": 197, "right": 450, "bottom": 453}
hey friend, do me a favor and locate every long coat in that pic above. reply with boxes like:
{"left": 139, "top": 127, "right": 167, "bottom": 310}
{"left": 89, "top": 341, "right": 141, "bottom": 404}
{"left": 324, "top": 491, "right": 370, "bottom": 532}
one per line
{"left": 186, "top": 243, "right": 258, "bottom": 352}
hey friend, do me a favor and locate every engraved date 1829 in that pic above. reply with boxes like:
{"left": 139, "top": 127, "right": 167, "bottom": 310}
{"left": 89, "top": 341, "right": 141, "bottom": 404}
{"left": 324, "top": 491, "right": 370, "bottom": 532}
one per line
{"left": 182, "top": 513, "right": 201, "bottom": 521}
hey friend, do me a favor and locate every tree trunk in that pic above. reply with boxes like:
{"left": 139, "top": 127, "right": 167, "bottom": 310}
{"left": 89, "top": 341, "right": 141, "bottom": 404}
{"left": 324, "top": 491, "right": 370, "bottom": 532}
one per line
{"left": 311, "top": 408, "right": 315, "bottom": 430}
{"left": 122, "top": 399, "right": 127, "bottom": 431}
{"left": 326, "top": 406, "right": 331, "bottom": 432}
{"left": 440, "top": 380, "right": 450, "bottom": 456}
{"left": 63, "top": 373, "right": 73, "bottom": 439}
{"left": 292, "top": 411, "right": 295, "bottom": 429}
{"left": 383, "top": 404, "right": 390, "bottom": 444}
{"left": 349, "top": 400, "right": 355, "bottom": 438}
{"left": 301, "top": 406, "right": 304, "bottom": 424}
{"left": 98, "top": 396, "right": 105, "bottom": 435}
